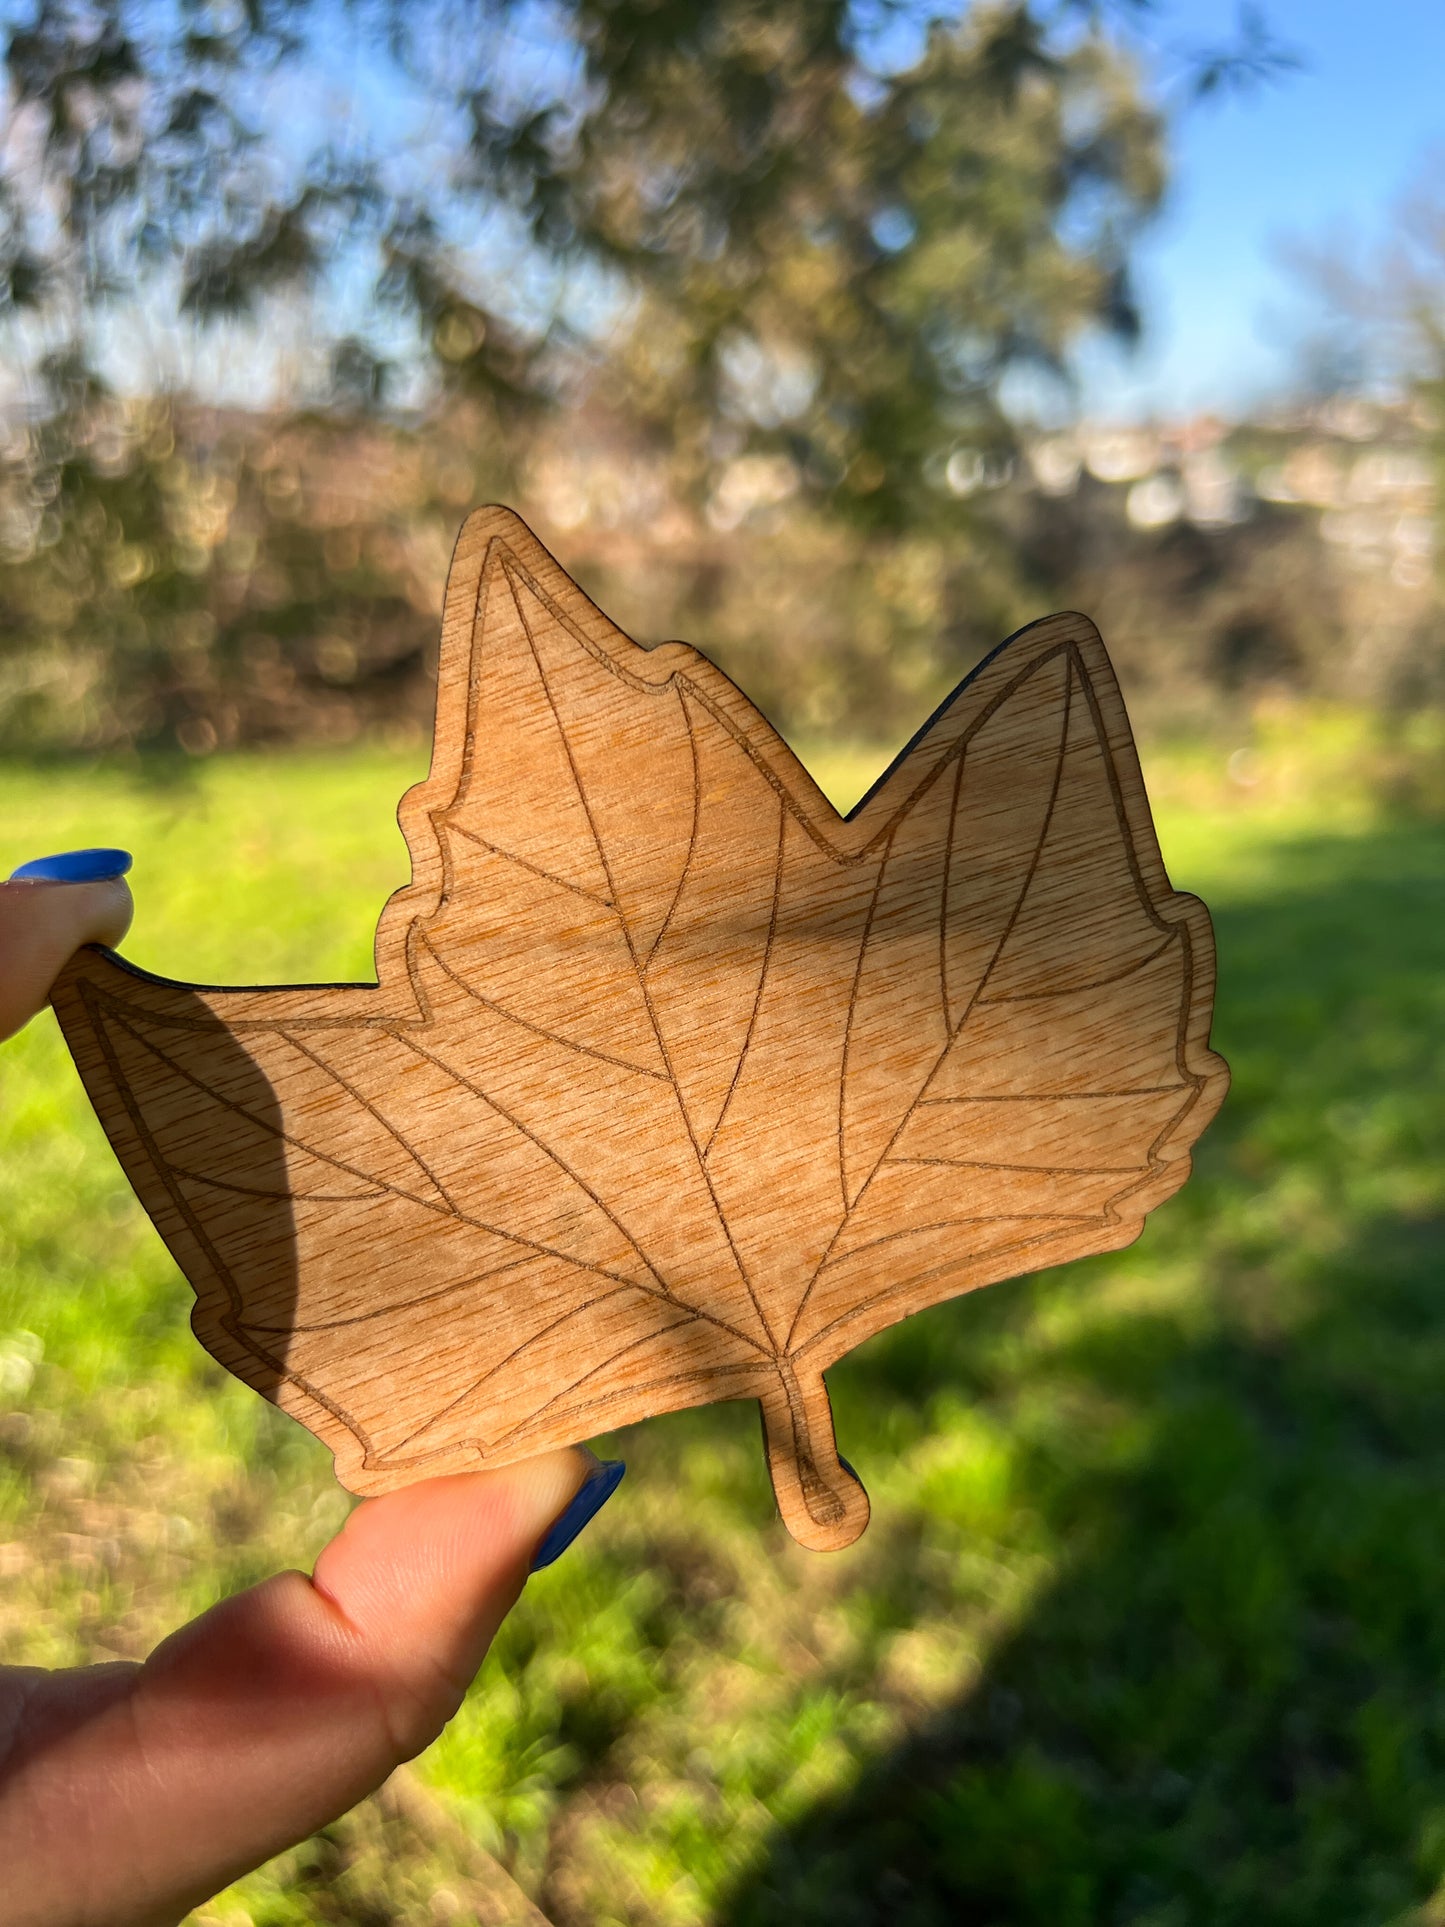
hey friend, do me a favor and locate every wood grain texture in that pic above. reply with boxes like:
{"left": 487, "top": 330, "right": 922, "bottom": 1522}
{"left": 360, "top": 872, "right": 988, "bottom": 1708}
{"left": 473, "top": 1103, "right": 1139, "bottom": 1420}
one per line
{"left": 50, "top": 506, "right": 1228, "bottom": 1551}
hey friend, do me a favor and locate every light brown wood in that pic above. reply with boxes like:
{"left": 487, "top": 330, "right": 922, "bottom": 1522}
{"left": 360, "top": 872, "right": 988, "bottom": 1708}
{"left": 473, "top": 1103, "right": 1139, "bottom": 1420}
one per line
{"left": 51, "top": 506, "right": 1228, "bottom": 1551}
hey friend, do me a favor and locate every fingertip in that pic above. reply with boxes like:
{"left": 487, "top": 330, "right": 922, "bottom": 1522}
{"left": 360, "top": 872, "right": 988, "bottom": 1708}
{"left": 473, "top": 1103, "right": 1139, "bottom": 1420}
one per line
{"left": 76, "top": 873, "right": 135, "bottom": 951}
{"left": 0, "top": 872, "right": 135, "bottom": 1041}
{"left": 312, "top": 1449, "right": 595, "bottom": 1642}
{"left": 307, "top": 1451, "right": 601, "bottom": 1759}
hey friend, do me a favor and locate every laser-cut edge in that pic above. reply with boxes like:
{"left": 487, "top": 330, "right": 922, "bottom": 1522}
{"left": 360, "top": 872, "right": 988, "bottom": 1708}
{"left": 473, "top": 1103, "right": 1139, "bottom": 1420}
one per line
{"left": 49, "top": 506, "right": 1229, "bottom": 1552}
{"left": 54, "top": 675, "right": 1217, "bottom": 1513}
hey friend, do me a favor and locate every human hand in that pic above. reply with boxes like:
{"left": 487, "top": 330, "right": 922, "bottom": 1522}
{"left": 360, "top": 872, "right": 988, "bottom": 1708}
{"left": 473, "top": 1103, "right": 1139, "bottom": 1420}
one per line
{"left": 0, "top": 851, "right": 624, "bottom": 1926}
{"left": 0, "top": 847, "right": 135, "bottom": 1042}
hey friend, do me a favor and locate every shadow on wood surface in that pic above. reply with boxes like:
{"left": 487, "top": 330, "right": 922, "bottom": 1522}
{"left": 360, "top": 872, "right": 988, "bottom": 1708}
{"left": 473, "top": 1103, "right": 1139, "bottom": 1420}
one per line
{"left": 54, "top": 965, "right": 304, "bottom": 1415}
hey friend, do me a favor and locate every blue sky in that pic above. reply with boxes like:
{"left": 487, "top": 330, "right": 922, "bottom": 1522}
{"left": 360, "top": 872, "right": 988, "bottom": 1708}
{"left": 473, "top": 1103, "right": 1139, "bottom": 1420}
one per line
{"left": 1075, "top": 0, "right": 1445, "bottom": 418}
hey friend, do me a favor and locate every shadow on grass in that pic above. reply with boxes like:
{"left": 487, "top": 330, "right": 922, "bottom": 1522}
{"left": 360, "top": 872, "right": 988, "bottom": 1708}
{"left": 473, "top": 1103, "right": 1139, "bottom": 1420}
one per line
{"left": 714, "top": 816, "right": 1445, "bottom": 1925}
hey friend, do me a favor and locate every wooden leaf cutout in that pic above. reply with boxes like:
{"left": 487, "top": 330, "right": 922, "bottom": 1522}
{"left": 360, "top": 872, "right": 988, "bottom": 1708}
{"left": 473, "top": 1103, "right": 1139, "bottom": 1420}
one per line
{"left": 51, "top": 507, "right": 1228, "bottom": 1550}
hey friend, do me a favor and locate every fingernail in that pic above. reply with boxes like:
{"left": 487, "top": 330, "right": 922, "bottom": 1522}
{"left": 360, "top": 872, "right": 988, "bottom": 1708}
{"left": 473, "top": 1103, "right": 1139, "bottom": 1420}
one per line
{"left": 838, "top": 1455, "right": 861, "bottom": 1482}
{"left": 530, "top": 1459, "right": 625, "bottom": 1572}
{"left": 9, "top": 848, "right": 133, "bottom": 883}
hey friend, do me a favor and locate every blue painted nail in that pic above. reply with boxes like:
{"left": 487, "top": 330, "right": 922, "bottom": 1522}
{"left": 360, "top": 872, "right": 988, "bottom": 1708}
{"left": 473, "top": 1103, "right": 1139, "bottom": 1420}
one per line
{"left": 9, "top": 848, "right": 132, "bottom": 883}
{"left": 530, "top": 1459, "right": 625, "bottom": 1571}
{"left": 838, "top": 1454, "right": 861, "bottom": 1482}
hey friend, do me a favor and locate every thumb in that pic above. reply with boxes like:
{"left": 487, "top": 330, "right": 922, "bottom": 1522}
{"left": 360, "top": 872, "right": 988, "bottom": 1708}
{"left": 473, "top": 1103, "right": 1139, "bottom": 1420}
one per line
{"left": 309, "top": 1448, "right": 612, "bottom": 1752}
{"left": 4, "top": 1450, "right": 619, "bottom": 1927}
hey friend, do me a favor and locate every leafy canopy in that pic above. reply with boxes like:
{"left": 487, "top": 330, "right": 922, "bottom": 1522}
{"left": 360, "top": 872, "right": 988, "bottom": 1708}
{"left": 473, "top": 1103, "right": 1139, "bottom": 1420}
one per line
{"left": 0, "top": 0, "right": 1292, "bottom": 519}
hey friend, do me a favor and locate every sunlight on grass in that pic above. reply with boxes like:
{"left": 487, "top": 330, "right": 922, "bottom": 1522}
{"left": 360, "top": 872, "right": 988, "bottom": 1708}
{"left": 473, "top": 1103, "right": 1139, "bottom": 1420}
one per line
{"left": 1, "top": 714, "right": 1442, "bottom": 1924}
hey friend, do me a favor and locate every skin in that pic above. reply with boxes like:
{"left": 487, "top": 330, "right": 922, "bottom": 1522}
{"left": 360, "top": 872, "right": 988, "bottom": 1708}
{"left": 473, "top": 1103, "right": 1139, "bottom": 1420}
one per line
{"left": 0, "top": 876, "right": 591, "bottom": 1927}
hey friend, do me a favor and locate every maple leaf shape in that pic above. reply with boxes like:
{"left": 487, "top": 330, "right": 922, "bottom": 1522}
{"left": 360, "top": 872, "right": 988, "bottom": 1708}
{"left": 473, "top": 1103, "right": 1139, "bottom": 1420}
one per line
{"left": 51, "top": 508, "right": 1228, "bottom": 1550}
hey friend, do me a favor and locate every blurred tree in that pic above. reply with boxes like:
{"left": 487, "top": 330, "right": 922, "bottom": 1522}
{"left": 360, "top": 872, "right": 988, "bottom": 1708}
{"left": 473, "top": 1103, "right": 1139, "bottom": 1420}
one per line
{"left": 0, "top": 0, "right": 1304, "bottom": 515}
{"left": 0, "top": 0, "right": 1301, "bottom": 749}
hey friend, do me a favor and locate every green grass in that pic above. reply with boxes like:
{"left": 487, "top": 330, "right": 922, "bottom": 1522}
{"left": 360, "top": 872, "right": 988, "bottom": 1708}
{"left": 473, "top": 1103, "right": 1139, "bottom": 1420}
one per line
{"left": 1, "top": 719, "right": 1443, "bottom": 1925}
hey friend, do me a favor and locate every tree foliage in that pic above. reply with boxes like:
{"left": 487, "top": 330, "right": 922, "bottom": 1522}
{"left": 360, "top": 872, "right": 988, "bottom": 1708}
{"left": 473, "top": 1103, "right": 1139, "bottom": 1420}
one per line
{"left": 0, "top": 0, "right": 1305, "bottom": 749}
{"left": 1, "top": 2, "right": 1183, "bottom": 511}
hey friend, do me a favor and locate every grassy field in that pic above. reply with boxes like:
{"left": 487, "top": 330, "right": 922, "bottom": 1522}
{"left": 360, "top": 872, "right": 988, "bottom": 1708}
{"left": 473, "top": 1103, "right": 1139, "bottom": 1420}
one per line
{"left": 1, "top": 711, "right": 1443, "bottom": 1925}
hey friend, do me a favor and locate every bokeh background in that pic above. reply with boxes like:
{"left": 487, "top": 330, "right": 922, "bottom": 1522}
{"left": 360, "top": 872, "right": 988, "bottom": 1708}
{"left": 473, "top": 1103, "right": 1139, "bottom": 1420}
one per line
{"left": 1, "top": 2, "right": 1443, "bottom": 1921}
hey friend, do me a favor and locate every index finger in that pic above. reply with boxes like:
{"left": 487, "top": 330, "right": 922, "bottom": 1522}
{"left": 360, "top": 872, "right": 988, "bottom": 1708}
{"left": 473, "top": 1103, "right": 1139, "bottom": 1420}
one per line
{"left": 0, "top": 850, "right": 135, "bottom": 1042}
